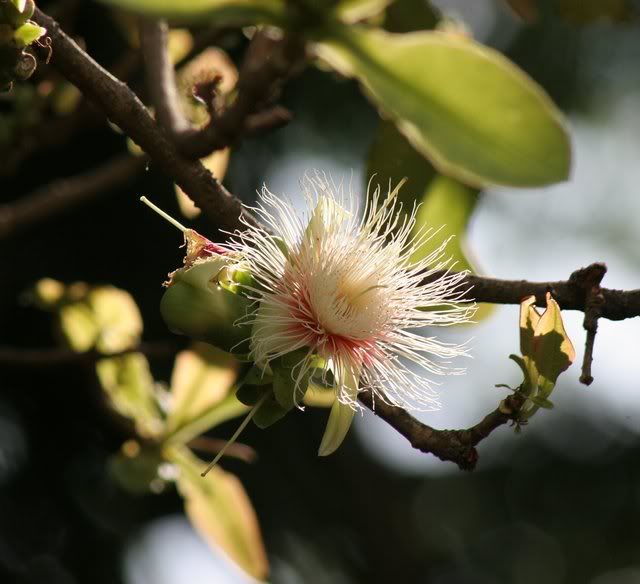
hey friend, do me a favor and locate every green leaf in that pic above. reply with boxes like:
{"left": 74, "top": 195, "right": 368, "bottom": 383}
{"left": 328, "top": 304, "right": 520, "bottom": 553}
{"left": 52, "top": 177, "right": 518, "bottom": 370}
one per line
{"left": 166, "top": 343, "right": 240, "bottom": 436}
{"left": 57, "top": 285, "right": 143, "bottom": 353}
{"left": 317, "top": 366, "right": 359, "bottom": 456}
{"left": 315, "top": 25, "right": 571, "bottom": 187}
{"left": 519, "top": 295, "right": 540, "bottom": 360}
{"left": 252, "top": 393, "right": 289, "bottom": 429}
{"left": 170, "top": 447, "right": 269, "bottom": 581}
{"left": 531, "top": 292, "right": 576, "bottom": 393}
{"left": 13, "top": 22, "right": 46, "bottom": 47}
{"left": 99, "top": 0, "right": 287, "bottom": 26}
{"left": 271, "top": 348, "right": 313, "bottom": 410}
{"left": 96, "top": 354, "right": 165, "bottom": 438}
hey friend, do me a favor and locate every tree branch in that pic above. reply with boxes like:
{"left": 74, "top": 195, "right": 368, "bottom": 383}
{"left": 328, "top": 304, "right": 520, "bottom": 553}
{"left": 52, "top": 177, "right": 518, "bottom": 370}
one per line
{"left": 139, "top": 19, "right": 192, "bottom": 140}
{"left": 0, "top": 341, "right": 183, "bottom": 368}
{"left": 445, "top": 265, "right": 640, "bottom": 321}
{"left": 0, "top": 154, "right": 145, "bottom": 240}
{"left": 32, "top": 8, "right": 258, "bottom": 234}
{"left": 359, "top": 391, "right": 524, "bottom": 471}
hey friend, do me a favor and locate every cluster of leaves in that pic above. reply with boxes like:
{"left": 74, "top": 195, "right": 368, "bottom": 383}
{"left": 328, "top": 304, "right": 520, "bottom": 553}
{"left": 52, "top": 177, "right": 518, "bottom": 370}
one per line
{"left": 498, "top": 292, "right": 576, "bottom": 428}
{"left": 31, "top": 278, "right": 269, "bottom": 581}
{"left": 0, "top": 0, "right": 45, "bottom": 91}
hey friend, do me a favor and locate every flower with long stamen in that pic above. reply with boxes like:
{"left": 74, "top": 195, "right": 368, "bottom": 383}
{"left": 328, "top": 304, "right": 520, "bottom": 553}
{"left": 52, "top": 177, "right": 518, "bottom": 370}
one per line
{"left": 228, "top": 172, "right": 475, "bottom": 455}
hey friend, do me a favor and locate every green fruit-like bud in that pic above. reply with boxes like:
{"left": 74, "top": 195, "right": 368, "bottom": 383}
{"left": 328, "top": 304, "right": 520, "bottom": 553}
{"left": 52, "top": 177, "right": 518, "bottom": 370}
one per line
{"left": 160, "top": 257, "right": 253, "bottom": 354}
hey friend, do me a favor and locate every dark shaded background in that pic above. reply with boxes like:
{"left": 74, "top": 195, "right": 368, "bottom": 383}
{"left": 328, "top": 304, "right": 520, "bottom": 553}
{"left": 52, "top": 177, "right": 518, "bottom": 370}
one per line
{"left": 2, "top": 1, "right": 640, "bottom": 583}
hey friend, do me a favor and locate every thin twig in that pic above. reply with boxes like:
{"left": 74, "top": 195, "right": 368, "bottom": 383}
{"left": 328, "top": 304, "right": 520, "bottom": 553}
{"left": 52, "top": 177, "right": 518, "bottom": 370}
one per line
{"left": 570, "top": 264, "right": 607, "bottom": 384}
{"left": 0, "top": 154, "right": 146, "bottom": 240}
{"left": 0, "top": 341, "right": 183, "bottom": 368}
{"left": 359, "top": 391, "right": 525, "bottom": 471}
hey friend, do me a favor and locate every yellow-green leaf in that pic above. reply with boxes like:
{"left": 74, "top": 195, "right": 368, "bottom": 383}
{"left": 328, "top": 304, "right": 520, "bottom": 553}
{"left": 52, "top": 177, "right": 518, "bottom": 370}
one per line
{"left": 13, "top": 22, "right": 46, "bottom": 47}
{"left": 96, "top": 354, "right": 165, "bottom": 438}
{"left": 99, "top": 0, "right": 286, "bottom": 26}
{"left": 519, "top": 294, "right": 540, "bottom": 360}
{"left": 315, "top": 25, "right": 571, "bottom": 187}
{"left": 166, "top": 343, "right": 243, "bottom": 440}
{"left": 170, "top": 447, "right": 269, "bottom": 581}
{"left": 531, "top": 292, "right": 576, "bottom": 392}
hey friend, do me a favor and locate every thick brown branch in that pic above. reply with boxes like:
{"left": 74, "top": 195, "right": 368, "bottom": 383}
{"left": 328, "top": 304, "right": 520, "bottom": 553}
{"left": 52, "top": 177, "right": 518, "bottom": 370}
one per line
{"left": 0, "top": 154, "right": 145, "bottom": 240}
{"left": 445, "top": 266, "right": 640, "bottom": 321}
{"left": 32, "top": 8, "right": 258, "bottom": 234}
{"left": 359, "top": 391, "right": 524, "bottom": 471}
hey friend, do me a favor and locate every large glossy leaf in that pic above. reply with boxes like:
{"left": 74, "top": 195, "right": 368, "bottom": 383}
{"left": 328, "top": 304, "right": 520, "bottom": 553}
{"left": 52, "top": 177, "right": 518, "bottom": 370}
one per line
{"left": 100, "top": 0, "right": 286, "bottom": 26}
{"left": 171, "top": 447, "right": 269, "bottom": 581}
{"left": 316, "top": 25, "right": 571, "bottom": 187}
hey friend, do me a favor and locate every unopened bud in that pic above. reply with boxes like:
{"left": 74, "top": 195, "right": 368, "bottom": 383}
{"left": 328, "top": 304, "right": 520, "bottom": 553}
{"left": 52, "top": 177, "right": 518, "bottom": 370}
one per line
{"left": 160, "top": 257, "right": 253, "bottom": 354}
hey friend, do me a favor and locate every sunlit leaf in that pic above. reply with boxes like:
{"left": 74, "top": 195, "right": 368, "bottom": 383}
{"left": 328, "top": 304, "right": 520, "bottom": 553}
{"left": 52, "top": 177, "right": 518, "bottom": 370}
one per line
{"left": 13, "top": 22, "right": 46, "bottom": 47}
{"left": 96, "top": 354, "right": 164, "bottom": 438}
{"left": 87, "top": 287, "right": 143, "bottom": 353}
{"left": 166, "top": 343, "right": 243, "bottom": 439}
{"left": 531, "top": 292, "right": 576, "bottom": 392}
{"left": 170, "top": 447, "right": 269, "bottom": 581}
{"left": 519, "top": 295, "right": 540, "bottom": 360}
{"left": 99, "top": 0, "right": 287, "bottom": 26}
{"left": 315, "top": 25, "right": 571, "bottom": 187}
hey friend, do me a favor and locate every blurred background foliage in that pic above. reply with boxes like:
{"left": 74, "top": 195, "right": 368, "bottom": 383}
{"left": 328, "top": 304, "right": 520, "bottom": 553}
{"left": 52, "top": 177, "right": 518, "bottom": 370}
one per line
{"left": 2, "top": 0, "right": 640, "bottom": 583}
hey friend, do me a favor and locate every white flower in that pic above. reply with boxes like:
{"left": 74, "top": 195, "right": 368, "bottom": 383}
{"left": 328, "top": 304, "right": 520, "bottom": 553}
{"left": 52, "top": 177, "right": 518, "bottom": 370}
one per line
{"left": 230, "top": 172, "right": 475, "bottom": 455}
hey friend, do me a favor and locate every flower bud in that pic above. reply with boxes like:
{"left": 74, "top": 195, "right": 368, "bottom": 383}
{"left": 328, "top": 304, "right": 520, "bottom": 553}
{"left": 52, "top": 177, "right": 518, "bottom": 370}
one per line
{"left": 160, "top": 256, "right": 253, "bottom": 354}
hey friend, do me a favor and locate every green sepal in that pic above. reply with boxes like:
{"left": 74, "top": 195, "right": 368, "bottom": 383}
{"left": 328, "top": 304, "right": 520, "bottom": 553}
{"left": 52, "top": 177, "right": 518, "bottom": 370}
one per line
{"left": 271, "top": 348, "right": 314, "bottom": 410}
{"left": 252, "top": 392, "right": 290, "bottom": 429}
{"left": 235, "top": 384, "right": 265, "bottom": 407}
